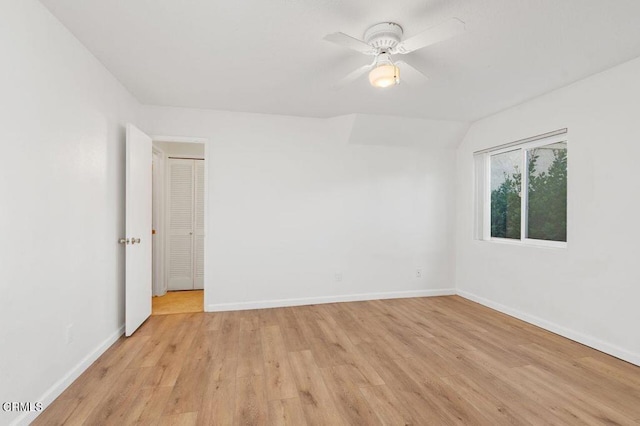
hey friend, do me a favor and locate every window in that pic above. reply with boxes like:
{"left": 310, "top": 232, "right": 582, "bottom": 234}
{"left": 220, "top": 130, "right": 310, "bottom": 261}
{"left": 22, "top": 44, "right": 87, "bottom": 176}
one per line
{"left": 474, "top": 131, "right": 567, "bottom": 247}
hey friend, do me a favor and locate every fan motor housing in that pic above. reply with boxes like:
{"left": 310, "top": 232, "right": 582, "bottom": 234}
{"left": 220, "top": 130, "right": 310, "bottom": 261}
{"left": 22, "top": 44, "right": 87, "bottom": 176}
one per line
{"left": 364, "top": 22, "right": 404, "bottom": 51}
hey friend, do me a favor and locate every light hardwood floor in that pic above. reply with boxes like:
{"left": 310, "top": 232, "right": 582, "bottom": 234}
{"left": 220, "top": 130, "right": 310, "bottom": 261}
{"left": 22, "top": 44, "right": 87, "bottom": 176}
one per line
{"left": 34, "top": 296, "right": 640, "bottom": 425}
{"left": 152, "top": 290, "right": 204, "bottom": 316}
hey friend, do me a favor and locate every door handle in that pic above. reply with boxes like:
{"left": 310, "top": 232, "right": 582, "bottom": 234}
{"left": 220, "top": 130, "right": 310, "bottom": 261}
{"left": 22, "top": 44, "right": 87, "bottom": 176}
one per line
{"left": 119, "top": 238, "right": 130, "bottom": 245}
{"left": 131, "top": 237, "right": 141, "bottom": 245}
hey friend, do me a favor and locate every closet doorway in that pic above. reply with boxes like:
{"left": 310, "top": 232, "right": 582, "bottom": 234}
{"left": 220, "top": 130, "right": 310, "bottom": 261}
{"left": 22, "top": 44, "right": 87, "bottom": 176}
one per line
{"left": 151, "top": 138, "right": 207, "bottom": 315}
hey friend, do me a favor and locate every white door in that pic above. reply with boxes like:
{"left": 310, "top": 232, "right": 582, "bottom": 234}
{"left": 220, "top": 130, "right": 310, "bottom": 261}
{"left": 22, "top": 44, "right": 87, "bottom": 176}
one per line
{"left": 167, "top": 159, "right": 195, "bottom": 290}
{"left": 166, "top": 158, "right": 205, "bottom": 291}
{"left": 125, "top": 124, "right": 152, "bottom": 336}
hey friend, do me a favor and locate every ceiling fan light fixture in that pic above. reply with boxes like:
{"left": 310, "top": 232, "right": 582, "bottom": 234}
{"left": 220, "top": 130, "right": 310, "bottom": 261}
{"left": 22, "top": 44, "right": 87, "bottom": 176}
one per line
{"left": 369, "top": 63, "right": 400, "bottom": 88}
{"left": 325, "top": 18, "right": 464, "bottom": 89}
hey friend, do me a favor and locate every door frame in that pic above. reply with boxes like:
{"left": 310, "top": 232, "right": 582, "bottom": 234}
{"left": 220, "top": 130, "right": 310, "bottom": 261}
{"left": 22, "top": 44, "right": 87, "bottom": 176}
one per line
{"left": 152, "top": 135, "right": 209, "bottom": 310}
{"left": 152, "top": 145, "right": 166, "bottom": 296}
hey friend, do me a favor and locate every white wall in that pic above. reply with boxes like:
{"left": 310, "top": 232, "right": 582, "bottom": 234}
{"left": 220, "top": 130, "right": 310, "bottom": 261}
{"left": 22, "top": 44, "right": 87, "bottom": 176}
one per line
{"left": 455, "top": 56, "right": 640, "bottom": 365}
{"left": 142, "top": 107, "right": 468, "bottom": 310}
{"left": 0, "top": 1, "right": 139, "bottom": 424}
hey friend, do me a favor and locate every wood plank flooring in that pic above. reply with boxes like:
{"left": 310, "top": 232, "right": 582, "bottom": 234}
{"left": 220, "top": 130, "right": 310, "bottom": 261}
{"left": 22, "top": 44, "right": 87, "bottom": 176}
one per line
{"left": 152, "top": 290, "right": 204, "bottom": 315}
{"left": 34, "top": 296, "right": 640, "bottom": 425}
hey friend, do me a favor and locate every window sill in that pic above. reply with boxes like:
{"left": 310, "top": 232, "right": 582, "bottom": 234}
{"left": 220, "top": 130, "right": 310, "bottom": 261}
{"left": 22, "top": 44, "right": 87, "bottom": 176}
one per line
{"left": 479, "top": 237, "right": 567, "bottom": 249}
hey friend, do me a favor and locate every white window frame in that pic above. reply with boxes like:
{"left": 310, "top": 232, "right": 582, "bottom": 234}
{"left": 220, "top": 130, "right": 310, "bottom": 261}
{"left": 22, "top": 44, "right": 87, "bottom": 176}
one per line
{"left": 480, "top": 133, "right": 567, "bottom": 248}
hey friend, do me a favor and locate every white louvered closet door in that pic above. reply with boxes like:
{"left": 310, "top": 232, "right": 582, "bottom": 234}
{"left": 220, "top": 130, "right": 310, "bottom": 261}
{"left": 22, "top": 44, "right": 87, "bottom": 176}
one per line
{"left": 167, "top": 159, "right": 195, "bottom": 290}
{"left": 166, "top": 158, "right": 205, "bottom": 291}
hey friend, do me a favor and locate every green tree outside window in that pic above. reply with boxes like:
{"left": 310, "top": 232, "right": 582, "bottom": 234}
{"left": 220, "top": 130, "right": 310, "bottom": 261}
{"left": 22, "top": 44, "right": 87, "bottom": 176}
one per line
{"left": 490, "top": 143, "right": 567, "bottom": 242}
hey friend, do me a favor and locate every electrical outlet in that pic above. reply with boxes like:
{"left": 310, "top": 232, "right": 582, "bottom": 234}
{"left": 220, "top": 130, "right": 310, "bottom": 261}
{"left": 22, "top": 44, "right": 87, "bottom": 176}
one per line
{"left": 334, "top": 272, "right": 343, "bottom": 283}
{"left": 416, "top": 268, "right": 423, "bottom": 279}
{"left": 65, "top": 324, "right": 74, "bottom": 344}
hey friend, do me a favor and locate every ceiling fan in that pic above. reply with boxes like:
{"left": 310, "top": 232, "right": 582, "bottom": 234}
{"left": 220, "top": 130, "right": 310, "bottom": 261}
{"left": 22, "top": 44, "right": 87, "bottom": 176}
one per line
{"left": 324, "top": 18, "right": 465, "bottom": 88}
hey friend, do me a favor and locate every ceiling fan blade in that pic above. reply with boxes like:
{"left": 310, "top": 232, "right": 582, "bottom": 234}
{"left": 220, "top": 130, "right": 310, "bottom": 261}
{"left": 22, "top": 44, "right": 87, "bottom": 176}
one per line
{"left": 395, "top": 18, "right": 465, "bottom": 54}
{"left": 324, "top": 32, "right": 376, "bottom": 55}
{"left": 396, "top": 60, "right": 429, "bottom": 85}
{"left": 333, "top": 63, "right": 374, "bottom": 89}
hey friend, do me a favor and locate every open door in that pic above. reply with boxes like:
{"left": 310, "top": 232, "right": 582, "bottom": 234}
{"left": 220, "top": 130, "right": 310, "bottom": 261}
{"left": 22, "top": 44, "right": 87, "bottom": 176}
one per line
{"left": 124, "top": 124, "right": 152, "bottom": 336}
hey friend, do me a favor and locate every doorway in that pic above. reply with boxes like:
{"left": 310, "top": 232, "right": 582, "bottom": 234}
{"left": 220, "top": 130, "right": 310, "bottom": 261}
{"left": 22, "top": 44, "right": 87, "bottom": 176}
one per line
{"left": 151, "top": 138, "right": 207, "bottom": 315}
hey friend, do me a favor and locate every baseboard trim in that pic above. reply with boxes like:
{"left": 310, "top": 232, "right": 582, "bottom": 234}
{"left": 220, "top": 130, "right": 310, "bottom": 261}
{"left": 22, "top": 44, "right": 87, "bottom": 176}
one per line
{"left": 457, "top": 289, "right": 640, "bottom": 367}
{"left": 206, "top": 288, "right": 456, "bottom": 312}
{"left": 13, "top": 325, "right": 125, "bottom": 426}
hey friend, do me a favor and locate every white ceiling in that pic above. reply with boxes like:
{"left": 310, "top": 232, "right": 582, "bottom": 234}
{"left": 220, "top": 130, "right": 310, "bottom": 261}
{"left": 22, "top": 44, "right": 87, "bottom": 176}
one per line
{"left": 40, "top": 0, "right": 640, "bottom": 121}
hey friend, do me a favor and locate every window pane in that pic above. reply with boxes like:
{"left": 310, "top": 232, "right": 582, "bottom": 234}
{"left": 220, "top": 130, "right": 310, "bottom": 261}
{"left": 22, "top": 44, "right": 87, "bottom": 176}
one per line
{"left": 490, "top": 149, "right": 521, "bottom": 239}
{"left": 526, "top": 142, "right": 567, "bottom": 241}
